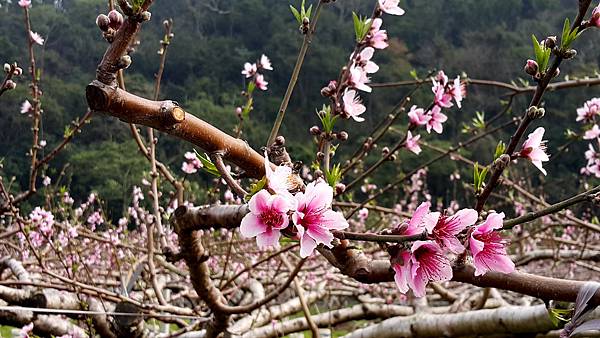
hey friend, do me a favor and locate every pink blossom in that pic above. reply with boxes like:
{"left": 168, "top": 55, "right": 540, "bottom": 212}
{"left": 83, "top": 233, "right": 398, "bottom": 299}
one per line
{"left": 181, "top": 151, "right": 202, "bottom": 174}
{"left": 241, "top": 62, "right": 257, "bottom": 78}
{"left": 355, "top": 47, "right": 379, "bottom": 73}
{"left": 392, "top": 241, "right": 453, "bottom": 297}
{"left": 576, "top": 98, "right": 600, "bottom": 123}
{"left": 592, "top": 4, "right": 600, "bottom": 27}
{"left": 425, "top": 208, "right": 478, "bottom": 254}
{"left": 349, "top": 65, "right": 371, "bottom": 92}
{"left": 255, "top": 74, "right": 268, "bottom": 90}
{"left": 450, "top": 76, "right": 467, "bottom": 108}
{"left": 42, "top": 176, "right": 51, "bottom": 186}
{"left": 30, "top": 207, "right": 54, "bottom": 236}
{"left": 18, "top": 322, "right": 34, "bottom": 338}
{"left": 30, "top": 31, "right": 44, "bottom": 45}
{"left": 358, "top": 208, "right": 369, "bottom": 221}
{"left": 342, "top": 89, "right": 366, "bottom": 122}
{"left": 408, "top": 105, "right": 429, "bottom": 126}
{"left": 264, "top": 151, "right": 296, "bottom": 198}
{"left": 20, "top": 100, "right": 32, "bottom": 114}
{"left": 259, "top": 54, "right": 273, "bottom": 71}
{"left": 432, "top": 81, "right": 453, "bottom": 108}
{"left": 367, "top": 18, "right": 388, "bottom": 49}
{"left": 39, "top": 140, "right": 46, "bottom": 147}
{"left": 425, "top": 105, "right": 448, "bottom": 134}
{"left": 520, "top": 127, "right": 549, "bottom": 175}
{"left": 87, "top": 211, "right": 103, "bottom": 231}
{"left": 435, "top": 70, "right": 449, "bottom": 87}
{"left": 18, "top": 0, "right": 31, "bottom": 8}
{"left": 405, "top": 131, "right": 421, "bottom": 155}
{"left": 469, "top": 212, "right": 515, "bottom": 276}
{"left": 398, "top": 201, "right": 432, "bottom": 236}
{"left": 292, "top": 181, "right": 349, "bottom": 258}
{"left": 240, "top": 190, "right": 291, "bottom": 248}
{"left": 584, "top": 124, "right": 600, "bottom": 140}
{"left": 378, "top": 0, "right": 405, "bottom": 15}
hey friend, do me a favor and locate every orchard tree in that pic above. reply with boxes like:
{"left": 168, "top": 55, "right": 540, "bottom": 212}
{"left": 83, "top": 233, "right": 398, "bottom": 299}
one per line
{"left": 1, "top": 0, "right": 600, "bottom": 337}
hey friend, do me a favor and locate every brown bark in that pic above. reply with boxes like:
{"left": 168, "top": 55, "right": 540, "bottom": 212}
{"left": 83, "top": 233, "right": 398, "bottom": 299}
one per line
{"left": 86, "top": 82, "right": 266, "bottom": 178}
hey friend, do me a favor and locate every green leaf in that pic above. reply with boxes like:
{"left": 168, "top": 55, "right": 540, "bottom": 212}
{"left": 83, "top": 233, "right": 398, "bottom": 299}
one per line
{"left": 352, "top": 12, "right": 362, "bottom": 42}
{"left": 325, "top": 163, "right": 342, "bottom": 187}
{"left": 244, "top": 177, "right": 266, "bottom": 202}
{"left": 289, "top": 5, "right": 302, "bottom": 24}
{"left": 306, "top": 4, "right": 312, "bottom": 19}
{"left": 193, "top": 150, "right": 221, "bottom": 177}
{"left": 494, "top": 141, "right": 506, "bottom": 160}
{"left": 317, "top": 105, "right": 337, "bottom": 133}
{"left": 409, "top": 69, "right": 418, "bottom": 80}
{"left": 560, "top": 18, "right": 570, "bottom": 49}
{"left": 473, "top": 162, "right": 480, "bottom": 190}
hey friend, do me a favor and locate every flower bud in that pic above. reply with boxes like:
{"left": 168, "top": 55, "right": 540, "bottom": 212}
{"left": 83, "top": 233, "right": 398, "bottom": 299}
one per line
{"left": 141, "top": 11, "right": 152, "bottom": 21}
{"left": 492, "top": 154, "right": 511, "bottom": 171}
{"left": 275, "top": 135, "right": 285, "bottom": 146}
{"left": 3, "top": 63, "right": 10, "bottom": 73}
{"left": 118, "top": 55, "right": 132, "bottom": 69}
{"left": 13, "top": 67, "right": 23, "bottom": 76}
{"left": 543, "top": 36, "right": 557, "bottom": 49}
{"left": 309, "top": 126, "right": 321, "bottom": 135}
{"left": 320, "top": 80, "right": 337, "bottom": 97}
{"left": 592, "top": 6, "right": 600, "bottom": 27}
{"left": 314, "top": 169, "right": 323, "bottom": 178}
{"left": 108, "top": 10, "right": 124, "bottom": 30}
{"left": 563, "top": 49, "right": 577, "bottom": 59}
{"left": 4, "top": 80, "right": 16, "bottom": 90}
{"left": 388, "top": 154, "right": 397, "bottom": 161}
{"left": 163, "top": 19, "right": 170, "bottom": 28}
{"left": 526, "top": 106, "right": 545, "bottom": 119}
{"left": 96, "top": 14, "right": 110, "bottom": 31}
{"left": 337, "top": 131, "right": 348, "bottom": 141}
{"left": 524, "top": 59, "right": 538, "bottom": 76}
{"left": 381, "top": 147, "right": 390, "bottom": 156}
{"left": 235, "top": 107, "right": 242, "bottom": 116}
{"left": 316, "top": 152, "right": 325, "bottom": 161}
{"left": 335, "top": 183, "right": 346, "bottom": 195}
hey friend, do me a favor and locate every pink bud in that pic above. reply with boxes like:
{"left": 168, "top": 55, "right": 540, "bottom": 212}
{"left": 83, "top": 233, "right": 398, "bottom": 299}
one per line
{"left": 592, "top": 6, "right": 600, "bottom": 27}
{"left": 524, "top": 59, "right": 538, "bottom": 76}
{"left": 108, "top": 10, "right": 124, "bottom": 30}
{"left": 4, "top": 80, "right": 16, "bottom": 90}
{"left": 96, "top": 14, "right": 110, "bottom": 31}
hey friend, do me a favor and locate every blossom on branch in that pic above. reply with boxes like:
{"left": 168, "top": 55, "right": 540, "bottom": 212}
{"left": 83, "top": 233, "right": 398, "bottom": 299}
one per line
{"left": 425, "top": 105, "right": 448, "bottom": 134}
{"left": 241, "top": 62, "right": 257, "bottom": 78}
{"left": 392, "top": 241, "right": 453, "bottom": 297}
{"left": 18, "top": 0, "right": 31, "bottom": 8}
{"left": 469, "top": 212, "right": 515, "bottom": 276}
{"left": 378, "top": 0, "right": 405, "bottom": 16}
{"left": 181, "top": 151, "right": 202, "bottom": 174}
{"left": 584, "top": 124, "right": 600, "bottom": 140}
{"left": 292, "top": 181, "right": 349, "bottom": 258}
{"left": 342, "top": 89, "right": 366, "bottom": 122}
{"left": 367, "top": 18, "right": 388, "bottom": 49}
{"left": 425, "top": 208, "right": 478, "bottom": 254}
{"left": 240, "top": 190, "right": 291, "bottom": 248}
{"left": 576, "top": 98, "right": 600, "bottom": 123}
{"left": 519, "top": 127, "right": 550, "bottom": 175}
{"left": 255, "top": 74, "right": 268, "bottom": 90}
{"left": 30, "top": 31, "right": 44, "bottom": 45}
{"left": 408, "top": 105, "right": 429, "bottom": 126}
{"left": 405, "top": 131, "right": 422, "bottom": 155}
{"left": 259, "top": 54, "right": 273, "bottom": 71}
